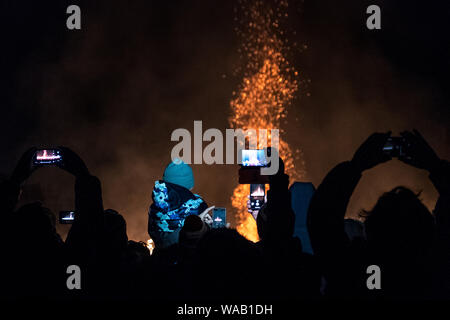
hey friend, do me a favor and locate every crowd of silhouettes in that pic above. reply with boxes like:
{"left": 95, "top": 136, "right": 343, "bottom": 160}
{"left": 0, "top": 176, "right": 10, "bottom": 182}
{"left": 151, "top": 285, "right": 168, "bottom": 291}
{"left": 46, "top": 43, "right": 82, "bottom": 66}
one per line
{"left": 0, "top": 129, "right": 449, "bottom": 300}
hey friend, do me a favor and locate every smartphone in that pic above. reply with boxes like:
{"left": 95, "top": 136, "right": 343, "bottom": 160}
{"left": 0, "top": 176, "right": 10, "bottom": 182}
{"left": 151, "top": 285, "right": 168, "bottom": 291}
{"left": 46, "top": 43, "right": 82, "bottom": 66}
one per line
{"left": 212, "top": 207, "right": 226, "bottom": 228}
{"left": 383, "top": 137, "right": 406, "bottom": 157}
{"left": 33, "top": 149, "right": 63, "bottom": 165}
{"left": 59, "top": 211, "right": 75, "bottom": 224}
{"left": 250, "top": 184, "right": 265, "bottom": 211}
{"left": 241, "top": 149, "right": 268, "bottom": 167}
{"left": 239, "top": 149, "right": 270, "bottom": 184}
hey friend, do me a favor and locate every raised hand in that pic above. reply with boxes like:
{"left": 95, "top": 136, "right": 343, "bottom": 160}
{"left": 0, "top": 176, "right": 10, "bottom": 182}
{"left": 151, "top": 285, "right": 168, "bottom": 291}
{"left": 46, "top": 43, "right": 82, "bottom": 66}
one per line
{"left": 56, "top": 146, "right": 90, "bottom": 178}
{"left": 351, "top": 132, "right": 392, "bottom": 172}
{"left": 10, "top": 147, "right": 38, "bottom": 185}
{"left": 198, "top": 206, "right": 214, "bottom": 227}
{"left": 399, "top": 129, "right": 440, "bottom": 171}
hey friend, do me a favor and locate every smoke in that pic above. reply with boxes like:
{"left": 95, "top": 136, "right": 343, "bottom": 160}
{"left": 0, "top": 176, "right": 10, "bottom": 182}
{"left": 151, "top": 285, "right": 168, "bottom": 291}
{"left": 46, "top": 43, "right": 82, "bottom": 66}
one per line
{"left": 6, "top": 0, "right": 449, "bottom": 241}
{"left": 10, "top": 0, "right": 241, "bottom": 241}
{"left": 288, "top": 0, "right": 449, "bottom": 218}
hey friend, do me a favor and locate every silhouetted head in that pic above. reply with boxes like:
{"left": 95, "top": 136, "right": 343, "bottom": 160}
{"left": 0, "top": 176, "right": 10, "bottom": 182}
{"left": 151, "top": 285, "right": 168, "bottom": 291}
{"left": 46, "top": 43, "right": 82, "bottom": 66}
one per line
{"left": 14, "top": 202, "right": 61, "bottom": 249}
{"left": 127, "top": 240, "right": 150, "bottom": 263}
{"left": 104, "top": 209, "right": 128, "bottom": 253}
{"left": 363, "top": 186, "right": 434, "bottom": 255}
{"left": 344, "top": 218, "right": 365, "bottom": 241}
{"left": 257, "top": 203, "right": 295, "bottom": 242}
{"left": 179, "top": 214, "right": 208, "bottom": 249}
{"left": 194, "top": 228, "right": 261, "bottom": 299}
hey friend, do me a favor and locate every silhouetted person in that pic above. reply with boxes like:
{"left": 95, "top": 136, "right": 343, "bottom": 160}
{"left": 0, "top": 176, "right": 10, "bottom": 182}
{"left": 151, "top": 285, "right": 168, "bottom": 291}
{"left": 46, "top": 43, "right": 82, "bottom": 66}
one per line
{"left": 59, "top": 148, "right": 137, "bottom": 298}
{"left": 308, "top": 130, "right": 450, "bottom": 299}
{"left": 148, "top": 159, "right": 208, "bottom": 251}
{"left": 178, "top": 214, "right": 209, "bottom": 262}
{"left": 256, "top": 157, "right": 321, "bottom": 299}
{"left": 0, "top": 148, "right": 65, "bottom": 298}
{"left": 192, "top": 228, "right": 264, "bottom": 301}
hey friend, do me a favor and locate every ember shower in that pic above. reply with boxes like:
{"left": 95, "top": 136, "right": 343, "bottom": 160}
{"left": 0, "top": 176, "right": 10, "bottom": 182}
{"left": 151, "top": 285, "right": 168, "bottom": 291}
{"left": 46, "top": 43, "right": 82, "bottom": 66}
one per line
{"left": 228, "top": 0, "right": 304, "bottom": 241}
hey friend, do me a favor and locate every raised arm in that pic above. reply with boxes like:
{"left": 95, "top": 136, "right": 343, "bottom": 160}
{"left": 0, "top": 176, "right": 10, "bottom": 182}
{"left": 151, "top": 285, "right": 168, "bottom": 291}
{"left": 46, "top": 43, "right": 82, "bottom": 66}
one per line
{"left": 0, "top": 147, "right": 37, "bottom": 214}
{"left": 308, "top": 132, "right": 391, "bottom": 258}
{"left": 398, "top": 130, "right": 450, "bottom": 242}
{"left": 59, "top": 147, "right": 104, "bottom": 261}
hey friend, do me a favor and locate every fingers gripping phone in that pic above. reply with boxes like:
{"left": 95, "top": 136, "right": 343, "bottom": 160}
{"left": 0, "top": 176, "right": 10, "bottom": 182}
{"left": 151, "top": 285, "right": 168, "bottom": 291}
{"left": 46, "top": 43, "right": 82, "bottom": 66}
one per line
{"left": 33, "top": 149, "right": 63, "bottom": 165}
{"left": 212, "top": 207, "right": 226, "bottom": 229}
{"left": 250, "top": 184, "right": 265, "bottom": 211}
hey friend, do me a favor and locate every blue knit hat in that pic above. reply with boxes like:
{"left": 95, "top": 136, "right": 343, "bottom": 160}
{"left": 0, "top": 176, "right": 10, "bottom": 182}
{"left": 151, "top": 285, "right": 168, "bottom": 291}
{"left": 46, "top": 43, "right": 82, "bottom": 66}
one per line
{"left": 163, "top": 158, "right": 194, "bottom": 190}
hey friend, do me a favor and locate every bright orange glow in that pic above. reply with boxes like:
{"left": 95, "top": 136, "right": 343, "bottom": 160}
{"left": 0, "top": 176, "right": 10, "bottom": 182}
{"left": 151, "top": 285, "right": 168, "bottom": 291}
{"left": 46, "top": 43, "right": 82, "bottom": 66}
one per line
{"left": 146, "top": 238, "right": 155, "bottom": 255}
{"left": 229, "top": 0, "right": 304, "bottom": 242}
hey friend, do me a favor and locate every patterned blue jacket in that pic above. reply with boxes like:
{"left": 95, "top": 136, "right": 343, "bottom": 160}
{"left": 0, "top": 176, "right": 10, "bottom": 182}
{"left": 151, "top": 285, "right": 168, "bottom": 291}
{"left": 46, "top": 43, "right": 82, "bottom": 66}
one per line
{"left": 148, "top": 180, "right": 208, "bottom": 234}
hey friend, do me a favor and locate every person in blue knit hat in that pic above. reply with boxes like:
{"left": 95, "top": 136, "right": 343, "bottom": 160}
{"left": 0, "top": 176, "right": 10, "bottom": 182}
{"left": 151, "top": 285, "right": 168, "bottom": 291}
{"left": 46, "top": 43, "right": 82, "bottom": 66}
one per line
{"left": 162, "top": 158, "right": 195, "bottom": 190}
{"left": 148, "top": 158, "right": 210, "bottom": 249}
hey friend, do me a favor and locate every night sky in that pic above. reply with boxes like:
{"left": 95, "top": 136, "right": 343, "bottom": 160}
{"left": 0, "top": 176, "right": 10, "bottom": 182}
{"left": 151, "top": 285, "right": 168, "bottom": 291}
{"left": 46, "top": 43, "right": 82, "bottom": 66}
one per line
{"left": 2, "top": 0, "right": 449, "bottom": 241}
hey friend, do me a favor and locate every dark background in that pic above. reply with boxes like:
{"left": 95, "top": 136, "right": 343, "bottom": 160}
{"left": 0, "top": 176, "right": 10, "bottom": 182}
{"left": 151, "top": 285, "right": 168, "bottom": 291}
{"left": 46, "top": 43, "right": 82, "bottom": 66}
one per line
{"left": 1, "top": 0, "right": 449, "bottom": 241}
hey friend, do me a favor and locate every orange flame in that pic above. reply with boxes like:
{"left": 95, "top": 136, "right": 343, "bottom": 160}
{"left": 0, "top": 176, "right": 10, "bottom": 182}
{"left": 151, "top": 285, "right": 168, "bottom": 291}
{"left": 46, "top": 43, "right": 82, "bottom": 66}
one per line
{"left": 229, "top": 0, "right": 304, "bottom": 242}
